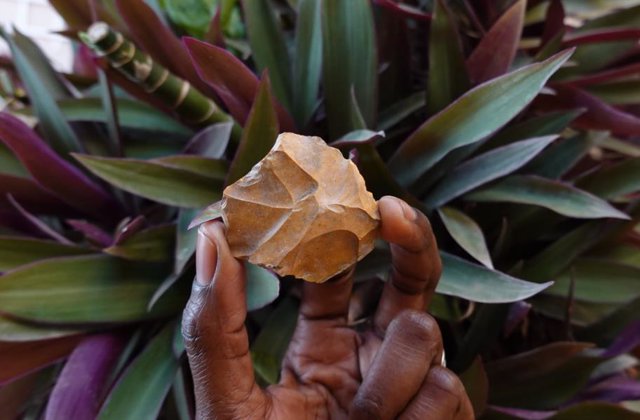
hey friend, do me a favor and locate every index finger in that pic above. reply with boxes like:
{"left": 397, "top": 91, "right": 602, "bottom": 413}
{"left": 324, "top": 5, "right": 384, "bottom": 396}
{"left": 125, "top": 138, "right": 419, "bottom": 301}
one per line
{"left": 373, "top": 196, "right": 442, "bottom": 334}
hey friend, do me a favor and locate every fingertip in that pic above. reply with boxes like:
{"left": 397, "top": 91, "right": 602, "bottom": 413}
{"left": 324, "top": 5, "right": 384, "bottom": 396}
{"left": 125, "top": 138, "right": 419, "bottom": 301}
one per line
{"left": 196, "top": 222, "right": 220, "bottom": 286}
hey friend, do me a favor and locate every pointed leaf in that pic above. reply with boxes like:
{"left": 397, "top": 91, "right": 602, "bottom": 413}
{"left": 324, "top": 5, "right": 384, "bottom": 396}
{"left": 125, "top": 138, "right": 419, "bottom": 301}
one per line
{"left": 0, "top": 336, "right": 84, "bottom": 386}
{"left": 437, "top": 252, "right": 553, "bottom": 303}
{"left": 577, "top": 158, "right": 640, "bottom": 200}
{"left": 45, "top": 334, "right": 125, "bottom": 420}
{"left": 466, "top": 0, "right": 526, "bottom": 84}
{"left": 185, "top": 38, "right": 293, "bottom": 130}
{"left": 0, "top": 255, "right": 181, "bottom": 324}
{"left": 183, "top": 121, "right": 233, "bottom": 158}
{"left": 242, "top": 0, "right": 292, "bottom": 110}
{"left": 545, "top": 259, "right": 640, "bottom": 304}
{"left": 425, "top": 136, "right": 557, "bottom": 208}
{"left": 226, "top": 74, "right": 279, "bottom": 184}
{"left": 377, "top": 92, "right": 426, "bottom": 131}
{"left": 322, "top": 0, "right": 377, "bottom": 136}
{"left": 175, "top": 208, "right": 199, "bottom": 275}
{"left": 486, "top": 342, "right": 603, "bottom": 409}
{"left": 105, "top": 225, "right": 175, "bottom": 262}
{"left": 245, "top": 263, "right": 280, "bottom": 311}
{"left": 74, "top": 154, "right": 222, "bottom": 208}
{"left": 4, "top": 30, "right": 81, "bottom": 154}
{"left": 98, "top": 323, "right": 179, "bottom": 420}
{"left": 467, "top": 175, "right": 629, "bottom": 220}
{"left": 0, "top": 236, "right": 92, "bottom": 272}
{"left": 427, "top": 0, "right": 468, "bottom": 114}
{"left": 153, "top": 155, "right": 229, "bottom": 179}
{"left": 388, "top": 50, "right": 573, "bottom": 188}
{"left": 541, "top": 86, "right": 640, "bottom": 137}
{"left": 58, "top": 97, "right": 192, "bottom": 136}
{"left": 525, "top": 134, "right": 593, "bottom": 179}
{"left": 0, "top": 173, "right": 74, "bottom": 215}
{"left": 0, "top": 317, "right": 79, "bottom": 342}
{"left": 0, "top": 113, "right": 119, "bottom": 221}
{"left": 439, "top": 207, "right": 493, "bottom": 269}
{"left": 116, "top": 0, "right": 216, "bottom": 97}
{"left": 292, "top": 0, "right": 322, "bottom": 126}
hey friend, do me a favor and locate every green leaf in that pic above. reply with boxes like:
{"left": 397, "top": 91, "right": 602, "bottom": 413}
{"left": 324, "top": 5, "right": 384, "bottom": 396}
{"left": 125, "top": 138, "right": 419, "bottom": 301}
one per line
{"left": 377, "top": 92, "right": 426, "bottom": 132}
{"left": 252, "top": 297, "right": 298, "bottom": 384}
{"left": 4, "top": 30, "right": 81, "bottom": 155}
{"left": 522, "top": 222, "right": 605, "bottom": 282}
{"left": 437, "top": 252, "right": 552, "bottom": 303}
{"left": 525, "top": 134, "right": 594, "bottom": 179}
{"left": 226, "top": 74, "right": 279, "bottom": 184}
{"left": 466, "top": 175, "right": 629, "bottom": 220}
{"left": 484, "top": 109, "right": 584, "bottom": 150}
{"left": 485, "top": 342, "right": 603, "bottom": 409}
{"left": 322, "top": 0, "right": 377, "bottom": 136}
{"left": 0, "top": 317, "right": 79, "bottom": 342}
{"left": 427, "top": 0, "right": 468, "bottom": 115}
{"left": 98, "top": 322, "right": 179, "bottom": 420}
{"left": 545, "top": 259, "right": 640, "bottom": 304}
{"left": 388, "top": 50, "right": 573, "bottom": 188}
{"left": 292, "top": 0, "right": 322, "bottom": 127}
{"left": 580, "top": 295, "right": 640, "bottom": 345}
{"left": 175, "top": 208, "right": 199, "bottom": 274}
{"left": 58, "top": 97, "right": 192, "bottom": 136}
{"left": 152, "top": 155, "right": 229, "bottom": 179}
{"left": 588, "top": 80, "right": 640, "bottom": 105}
{"left": 577, "top": 158, "right": 640, "bottom": 200}
{"left": 438, "top": 208, "right": 493, "bottom": 269}
{"left": 424, "top": 136, "right": 557, "bottom": 208}
{"left": 0, "top": 236, "right": 92, "bottom": 271}
{"left": 241, "top": 0, "right": 292, "bottom": 111}
{"left": 245, "top": 263, "right": 280, "bottom": 311}
{"left": 105, "top": 225, "right": 175, "bottom": 262}
{"left": 0, "top": 255, "right": 180, "bottom": 324}
{"left": 0, "top": 143, "right": 28, "bottom": 178}
{"left": 74, "top": 154, "right": 222, "bottom": 208}
{"left": 158, "top": 0, "right": 216, "bottom": 38}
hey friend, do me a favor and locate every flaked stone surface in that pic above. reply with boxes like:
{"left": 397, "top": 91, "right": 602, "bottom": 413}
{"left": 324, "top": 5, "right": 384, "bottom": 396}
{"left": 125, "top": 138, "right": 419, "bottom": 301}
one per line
{"left": 220, "top": 132, "right": 379, "bottom": 283}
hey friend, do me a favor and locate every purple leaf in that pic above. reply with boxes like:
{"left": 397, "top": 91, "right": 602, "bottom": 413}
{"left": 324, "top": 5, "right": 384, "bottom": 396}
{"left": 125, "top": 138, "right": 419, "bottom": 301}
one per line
{"left": 44, "top": 334, "right": 125, "bottom": 420}
{"left": 113, "top": 216, "right": 146, "bottom": 245}
{"left": 0, "top": 173, "right": 74, "bottom": 215}
{"left": 183, "top": 121, "right": 233, "bottom": 159}
{"left": 563, "top": 63, "right": 640, "bottom": 87}
{"left": 490, "top": 406, "right": 555, "bottom": 419}
{"left": 7, "top": 195, "right": 74, "bottom": 245}
{"left": 575, "top": 374, "right": 640, "bottom": 404}
{"left": 564, "top": 28, "right": 640, "bottom": 47}
{"left": 373, "top": 0, "right": 431, "bottom": 21}
{"left": 184, "top": 38, "right": 294, "bottom": 131}
{"left": 0, "top": 113, "right": 120, "bottom": 223}
{"left": 66, "top": 220, "right": 113, "bottom": 248}
{"left": 466, "top": 0, "right": 525, "bottom": 84}
{"left": 115, "top": 0, "right": 218, "bottom": 100}
{"left": 537, "top": 86, "right": 640, "bottom": 137}
{"left": 504, "top": 301, "right": 532, "bottom": 337}
{"left": 603, "top": 320, "right": 640, "bottom": 357}
{"left": 540, "top": 0, "right": 565, "bottom": 48}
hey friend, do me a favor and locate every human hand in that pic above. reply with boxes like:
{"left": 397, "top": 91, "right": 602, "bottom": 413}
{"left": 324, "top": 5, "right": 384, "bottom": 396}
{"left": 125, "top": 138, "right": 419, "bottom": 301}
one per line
{"left": 183, "top": 196, "right": 474, "bottom": 419}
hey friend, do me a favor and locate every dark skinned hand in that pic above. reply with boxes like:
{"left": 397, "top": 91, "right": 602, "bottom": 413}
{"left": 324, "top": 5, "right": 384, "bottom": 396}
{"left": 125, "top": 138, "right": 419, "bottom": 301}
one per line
{"left": 183, "top": 196, "right": 474, "bottom": 420}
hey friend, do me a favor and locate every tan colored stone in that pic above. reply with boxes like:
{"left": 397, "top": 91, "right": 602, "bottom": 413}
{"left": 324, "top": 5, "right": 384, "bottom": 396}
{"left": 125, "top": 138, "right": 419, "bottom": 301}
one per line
{"left": 220, "top": 132, "right": 379, "bottom": 283}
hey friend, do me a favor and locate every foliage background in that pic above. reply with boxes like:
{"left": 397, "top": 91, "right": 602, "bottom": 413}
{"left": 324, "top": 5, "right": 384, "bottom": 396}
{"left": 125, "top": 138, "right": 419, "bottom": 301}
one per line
{"left": 0, "top": 0, "right": 639, "bottom": 419}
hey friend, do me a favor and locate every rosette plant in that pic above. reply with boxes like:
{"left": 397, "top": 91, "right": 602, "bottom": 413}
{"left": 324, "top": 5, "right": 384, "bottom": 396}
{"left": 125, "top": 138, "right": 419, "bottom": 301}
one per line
{"left": 1, "top": 0, "right": 639, "bottom": 419}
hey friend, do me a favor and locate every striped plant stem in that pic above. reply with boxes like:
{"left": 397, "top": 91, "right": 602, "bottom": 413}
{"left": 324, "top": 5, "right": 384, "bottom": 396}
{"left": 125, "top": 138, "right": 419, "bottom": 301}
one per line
{"left": 81, "top": 22, "right": 241, "bottom": 140}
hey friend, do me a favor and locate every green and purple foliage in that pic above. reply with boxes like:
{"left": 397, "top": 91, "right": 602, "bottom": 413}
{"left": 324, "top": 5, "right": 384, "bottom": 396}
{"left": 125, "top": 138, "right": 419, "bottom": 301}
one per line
{"left": 0, "top": 0, "right": 639, "bottom": 418}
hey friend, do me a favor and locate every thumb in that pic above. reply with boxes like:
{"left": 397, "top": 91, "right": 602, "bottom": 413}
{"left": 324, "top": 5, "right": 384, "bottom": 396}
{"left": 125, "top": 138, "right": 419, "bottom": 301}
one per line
{"left": 182, "top": 221, "right": 267, "bottom": 418}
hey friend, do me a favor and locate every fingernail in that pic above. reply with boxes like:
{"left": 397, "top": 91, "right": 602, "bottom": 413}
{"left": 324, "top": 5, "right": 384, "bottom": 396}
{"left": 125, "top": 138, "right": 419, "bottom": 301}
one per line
{"left": 400, "top": 199, "right": 418, "bottom": 221}
{"left": 196, "top": 226, "right": 218, "bottom": 286}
